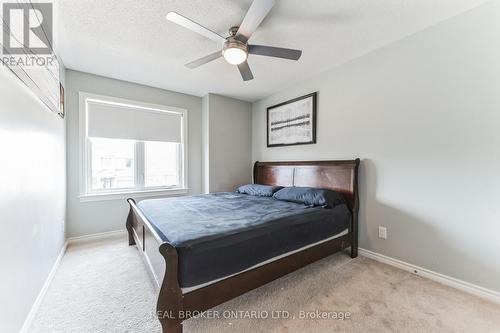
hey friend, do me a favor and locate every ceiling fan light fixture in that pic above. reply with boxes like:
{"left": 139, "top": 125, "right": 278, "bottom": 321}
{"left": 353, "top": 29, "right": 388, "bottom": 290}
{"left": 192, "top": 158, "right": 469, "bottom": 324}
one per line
{"left": 223, "top": 47, "right": 247, "bottom": 65}
{"left": 222, "top": 38, "right": 248, "bottom": 65}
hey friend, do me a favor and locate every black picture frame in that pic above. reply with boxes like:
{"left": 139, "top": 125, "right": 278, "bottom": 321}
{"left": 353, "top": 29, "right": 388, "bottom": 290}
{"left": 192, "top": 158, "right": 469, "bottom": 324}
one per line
{"left": 267, "top": 92, "right": 317, "bottom": 147}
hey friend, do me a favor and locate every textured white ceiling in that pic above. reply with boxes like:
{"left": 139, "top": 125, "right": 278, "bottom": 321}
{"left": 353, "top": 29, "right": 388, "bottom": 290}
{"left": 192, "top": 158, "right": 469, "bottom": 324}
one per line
{"left": 56, "top": 0, "right": 490, "bottom": 102}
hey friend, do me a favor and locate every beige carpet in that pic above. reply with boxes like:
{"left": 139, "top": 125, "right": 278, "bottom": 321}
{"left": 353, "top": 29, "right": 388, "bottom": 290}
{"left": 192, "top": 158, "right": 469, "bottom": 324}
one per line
{"left": 30, "top": 234, "right": 500, "bottom": 333}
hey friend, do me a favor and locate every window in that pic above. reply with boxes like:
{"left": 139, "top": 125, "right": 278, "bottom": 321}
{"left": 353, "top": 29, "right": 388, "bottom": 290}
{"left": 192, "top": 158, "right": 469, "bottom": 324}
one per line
{"left": 145, "top": 141, "right": 181, "bottom": 187}
{"left": 79, "top": 92, "right": 188, "bottom": 200}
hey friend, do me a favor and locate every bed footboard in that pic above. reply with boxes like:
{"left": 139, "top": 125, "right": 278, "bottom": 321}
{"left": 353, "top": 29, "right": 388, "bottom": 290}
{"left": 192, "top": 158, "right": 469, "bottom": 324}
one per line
{"left": 126, "top": 199, "right": 184, "bottom": 332}
{"left": 157, "top": 243, "right": 183, "bottom": 333}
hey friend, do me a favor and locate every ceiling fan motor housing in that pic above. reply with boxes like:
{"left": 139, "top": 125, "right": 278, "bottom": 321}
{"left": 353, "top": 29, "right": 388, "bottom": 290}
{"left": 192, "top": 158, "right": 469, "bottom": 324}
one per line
{"left": 223, "top": 37, "right": 248, "bottom": 54}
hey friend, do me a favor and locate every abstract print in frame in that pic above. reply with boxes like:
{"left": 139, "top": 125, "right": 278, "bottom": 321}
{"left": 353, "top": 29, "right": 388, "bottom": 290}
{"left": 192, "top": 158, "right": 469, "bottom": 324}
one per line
{"left": 267, "top": 92, "right": 317, "bottom": 147}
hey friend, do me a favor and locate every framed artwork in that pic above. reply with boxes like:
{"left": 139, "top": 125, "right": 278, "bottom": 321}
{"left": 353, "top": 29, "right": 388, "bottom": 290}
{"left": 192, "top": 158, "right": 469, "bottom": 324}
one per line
{"left": 58, "top": 83, "right": 65, "bottom": 118}
{"left": 267, "top": 92, "right": 317, "bottom": 147}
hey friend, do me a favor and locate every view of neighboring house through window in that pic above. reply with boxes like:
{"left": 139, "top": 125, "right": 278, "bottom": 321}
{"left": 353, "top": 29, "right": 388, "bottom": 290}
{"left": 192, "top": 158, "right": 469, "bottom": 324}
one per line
{"left": 81, "top": 93, "right": 187, "bottom": 196}
{"left": 89, "top": 138, "right": 135, "bottom": 190}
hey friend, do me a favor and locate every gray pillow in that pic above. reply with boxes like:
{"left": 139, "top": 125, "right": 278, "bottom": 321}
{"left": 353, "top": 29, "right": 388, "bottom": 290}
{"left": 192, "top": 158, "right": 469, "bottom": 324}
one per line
{"left": 236, "top": 184, "right": 284, "bottom": 197}
{"left": 273, "top": 187, "right": 345, "bottom": 208}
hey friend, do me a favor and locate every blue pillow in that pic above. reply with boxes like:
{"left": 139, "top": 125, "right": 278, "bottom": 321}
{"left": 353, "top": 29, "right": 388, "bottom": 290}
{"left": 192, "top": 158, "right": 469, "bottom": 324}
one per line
{"left": 236, "top": 184, "right": 284, "bottom": 197}
{"left": 273, "top": 187, "right": 345, "bottom": 208}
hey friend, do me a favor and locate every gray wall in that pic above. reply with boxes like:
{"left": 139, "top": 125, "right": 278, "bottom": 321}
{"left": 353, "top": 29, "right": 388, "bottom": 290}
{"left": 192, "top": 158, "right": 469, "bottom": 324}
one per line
{"left": 65, "top": 70, "right": 203, "bottom": 237}
{"left": 0, "top": 69, "right": 66, "bottom": 332}
{"left": 203, "top": 93, "right": 252, "bottom": 192}
{"left": 252, "top": 1, "right": 500, "bottom": 292}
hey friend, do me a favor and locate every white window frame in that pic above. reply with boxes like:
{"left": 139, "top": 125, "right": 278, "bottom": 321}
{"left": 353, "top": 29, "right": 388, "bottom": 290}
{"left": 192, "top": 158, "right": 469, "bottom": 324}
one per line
{"left": 78, "top": 92, "right": 188, "bottom": 202}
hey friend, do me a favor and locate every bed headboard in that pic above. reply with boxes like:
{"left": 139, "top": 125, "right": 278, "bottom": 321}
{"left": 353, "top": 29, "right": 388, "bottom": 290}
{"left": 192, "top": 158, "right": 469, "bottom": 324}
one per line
{"left": 253, "top": 159, "right": 360, "bottom": 211}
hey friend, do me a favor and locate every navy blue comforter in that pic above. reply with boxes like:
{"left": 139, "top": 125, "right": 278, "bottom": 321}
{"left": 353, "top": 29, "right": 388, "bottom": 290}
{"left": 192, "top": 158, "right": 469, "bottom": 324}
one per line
{"left": 138, "top": 192, "right": 351, "bottom": 287}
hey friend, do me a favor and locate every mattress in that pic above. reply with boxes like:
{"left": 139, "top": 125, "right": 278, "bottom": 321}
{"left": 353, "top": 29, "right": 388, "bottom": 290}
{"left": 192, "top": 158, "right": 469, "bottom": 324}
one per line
{"left": 137, "top": 192, "right": 351, "bottom": 287}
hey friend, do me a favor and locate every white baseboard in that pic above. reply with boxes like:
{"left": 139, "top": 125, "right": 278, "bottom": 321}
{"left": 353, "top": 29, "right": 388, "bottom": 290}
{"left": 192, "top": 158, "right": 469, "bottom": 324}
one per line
{"left": 359, "top": 248, "right": 500, "bottom": 304}
{"left": 67, "top": 229, "right": 127, "bottom": 244}
{"left": 20, "top": 240, "right": 68, "bottom": 333}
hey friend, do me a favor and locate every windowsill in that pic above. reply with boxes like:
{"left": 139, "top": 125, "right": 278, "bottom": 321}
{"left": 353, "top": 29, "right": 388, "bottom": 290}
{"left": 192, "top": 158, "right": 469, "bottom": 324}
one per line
{"left": 79, "top": 188, "right": 189, "bottom": 202}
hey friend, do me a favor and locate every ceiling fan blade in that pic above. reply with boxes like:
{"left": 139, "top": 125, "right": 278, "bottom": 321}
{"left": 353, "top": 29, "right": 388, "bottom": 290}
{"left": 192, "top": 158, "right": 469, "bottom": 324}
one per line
{"left": 237, "top": 61, "right": 254, "bottom": 81}
{"left": 166, "top": 12, "right": 225, "bottom": 44}
{"left": 248, "top": 45, "right": 302, "bottom": 60}
{"left": 185, "top": 51, "right": 222, "bottom": 69}
{"left": 236, "top": 0, "right": 275, "bottom": 42}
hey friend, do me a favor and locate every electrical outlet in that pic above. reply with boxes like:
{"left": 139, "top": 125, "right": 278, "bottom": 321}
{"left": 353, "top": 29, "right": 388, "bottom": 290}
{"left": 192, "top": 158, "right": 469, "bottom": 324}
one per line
{"left": 378, "top": 226, "right": 387, "bottom": 239}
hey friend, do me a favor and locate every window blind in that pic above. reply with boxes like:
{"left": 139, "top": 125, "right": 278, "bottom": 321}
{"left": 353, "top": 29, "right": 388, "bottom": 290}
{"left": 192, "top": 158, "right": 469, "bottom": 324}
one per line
{"left": 86, "top": 100, "right": 183, "bottom": 143}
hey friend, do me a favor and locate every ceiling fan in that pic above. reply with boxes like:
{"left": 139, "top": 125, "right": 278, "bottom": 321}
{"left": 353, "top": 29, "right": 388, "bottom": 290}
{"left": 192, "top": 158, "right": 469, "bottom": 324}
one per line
{"left": 166, "top": 0, "right": 302, "bottom": 81}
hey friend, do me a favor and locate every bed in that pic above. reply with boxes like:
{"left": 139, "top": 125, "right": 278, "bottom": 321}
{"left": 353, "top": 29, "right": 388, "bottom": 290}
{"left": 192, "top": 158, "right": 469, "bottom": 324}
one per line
{"left": 126, "top": 159, "right": 360, "bottom": 333}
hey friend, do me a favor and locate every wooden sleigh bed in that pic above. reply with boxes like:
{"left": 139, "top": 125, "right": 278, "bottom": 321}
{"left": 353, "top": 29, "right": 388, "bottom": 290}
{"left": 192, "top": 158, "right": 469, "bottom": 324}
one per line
{"left": 126, "top": 159, "right": 360, "bottom": 333}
